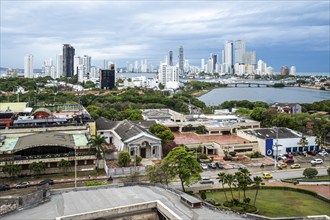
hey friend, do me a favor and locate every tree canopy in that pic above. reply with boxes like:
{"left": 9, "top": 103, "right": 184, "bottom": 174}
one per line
{"left": 162, "top": 146, "right": 202, "bottom": 192}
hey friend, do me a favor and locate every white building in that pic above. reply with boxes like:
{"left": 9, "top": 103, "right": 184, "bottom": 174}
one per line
{"left": 237, "top": 127, "right": 318, "bottom": 157}
{"left": 56, "top": 54, "right": 63, "bottom": 79}
{"left": 290, "top": 66, "right": 296, "bottom": 75}
{"left": 95, "top": 117, "right": 162, "bottom": 160}
{"left": 158, "top": 62, "right": 179, "bottom": 89}
{"left": 257, "top": 59, "right": 267, "bottom": 75}
{"left": 24, "top": 54, "right": 34, "bottom": 78}
{"left": 224, "top": 41, "right": 233, "bottom": 73}
{"left": 234, "top": 40, "right": 245, "bottom": 64}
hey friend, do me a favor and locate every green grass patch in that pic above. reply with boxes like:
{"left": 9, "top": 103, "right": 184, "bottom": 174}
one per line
{"left": 205, "top": 189, "right": 330, "bottom": 217}
{"left": 84, "top": 180, "right": 108, "bottom": 187}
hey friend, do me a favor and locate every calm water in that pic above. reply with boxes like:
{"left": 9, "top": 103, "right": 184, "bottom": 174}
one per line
{"left": 199, "top": 87, "right": 330, "bottom": 106}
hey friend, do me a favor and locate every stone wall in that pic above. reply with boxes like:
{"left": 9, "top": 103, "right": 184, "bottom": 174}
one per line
{"left": 0, "top": 197, "right": 19, "bottom": 216}
{"left": 0, "top": 189, "right": 50, "bottom": 217}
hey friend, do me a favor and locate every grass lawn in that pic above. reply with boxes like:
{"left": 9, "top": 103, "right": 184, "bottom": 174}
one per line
{"left": 206, "top": 189, "right": 330, "bottom": 217}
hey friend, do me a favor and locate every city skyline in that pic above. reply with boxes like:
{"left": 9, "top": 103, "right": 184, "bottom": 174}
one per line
{"left": 1, "top": 1, "right": 329, "bottom": 72}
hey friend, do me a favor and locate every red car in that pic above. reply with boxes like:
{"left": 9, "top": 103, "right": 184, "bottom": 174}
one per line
{"left": 283, "top": 158, "right": 294, "bottom": 164}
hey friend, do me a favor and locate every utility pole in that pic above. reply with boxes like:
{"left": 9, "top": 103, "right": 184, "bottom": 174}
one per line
{"left": 74, "top": 147, "right": 77, "bottom": 188}
{"left": 274, "top": 127, "right": 279, "bottom": 168}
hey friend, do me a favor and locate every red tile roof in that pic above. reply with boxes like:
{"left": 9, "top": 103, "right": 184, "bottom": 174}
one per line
{"left": 174, "top": 132, "right": 248, "bottom": 145}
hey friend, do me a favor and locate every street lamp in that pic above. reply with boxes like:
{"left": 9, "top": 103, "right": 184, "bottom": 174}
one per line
{"left": 74, "top": 146, "right": 77, "bottom": 188}
{"left": 273, "top": 127, "right": 279, "bottom": 168}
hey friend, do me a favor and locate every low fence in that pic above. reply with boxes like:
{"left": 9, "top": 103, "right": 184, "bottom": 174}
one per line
{"left": 104, "top": 164, "right": 148, "bottom": 177}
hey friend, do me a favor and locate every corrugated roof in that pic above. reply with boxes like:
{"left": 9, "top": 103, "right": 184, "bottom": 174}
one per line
{"left": 0, "top": 102, "right": 28, "bottom": 112}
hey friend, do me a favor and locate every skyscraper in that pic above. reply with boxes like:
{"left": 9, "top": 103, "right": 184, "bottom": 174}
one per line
{"left": 63, "top": 44, "right": 75, "bottom": 77}
{"left": 169, "top": 51, "right": 173, "bottom": 66}
{"left": 224, "top": 41, "right": 233, "bottom": 73}
{"left": 212, "top": 54, "right": 218, "bottom": 73}
{"left": 24, "top": 54, "right": 33, "bottom": 78}
{"left": 234, "top": 40, "right": 246, "bottom": 64}
{"left": 100, "top": 64, "right": 115, "bottom": 90}
{"left": 56, "top": 54, "right": 63, "bottom": 78}
{"left": 179, "top": 46, "right": 184, "bottom": 73}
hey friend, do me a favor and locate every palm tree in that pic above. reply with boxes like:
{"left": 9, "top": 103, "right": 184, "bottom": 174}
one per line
{"left": 217, "top": 172, "right": 228, "bottom": 201}
{"left": 253, "top": 176, "right": 263, "bottom": 206}
{"left": 299, "top": 135, "right": 308, "bottom": 148}
{"left": 238, "top": 168, "right": 252, "bottom": 201}
{"left": 3, "top": 162, "right": 21, "bottom": 177}
{"left": 87, "top": 134, "right": 107, "bottom": 172}
{"left": 225, "top": 174, "right": 236, "bottom": 200}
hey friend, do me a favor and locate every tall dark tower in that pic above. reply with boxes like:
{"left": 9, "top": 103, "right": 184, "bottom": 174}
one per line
{"left": 100, "top": 64, "right": 115, "bottom": 90}
{"left": 63, "top": 44, "right": 75, "bottom": 77}
{"left": 212, "top": 54, "right": 218, "bottom": 73}
{"left": 179, "top": 46, "right": 184, "bottom": 73}
{"left": 169, "top": 51, "right": 173, "bottom": 66}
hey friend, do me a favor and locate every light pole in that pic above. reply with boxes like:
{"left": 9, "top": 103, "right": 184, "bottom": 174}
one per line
{"left": 273, "top": 127, "right": 279, "bottom": 168}
{"left": 74, "top": 147, "right": 77, "bottom": 188}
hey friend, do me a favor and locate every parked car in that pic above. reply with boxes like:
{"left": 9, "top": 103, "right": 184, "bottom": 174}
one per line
{"left": 311, "top": 159, "right": 323, "bottom": 165}
{"left": 262, "top": 172, "right": 273, "bottom": 179}
{"left": 15, "top": 181, "right": 30, "bottom": 188}
{"left": 283, "top": 158, "right": 294, "bottom": 164}
{"left": 307, "top": 151, "right": 318, "bottom": 156}
{"left": 207, "top": 162, "right": 217, "bottom": 169}
{"left": 277, "top": 162, "right": 287, "bottom": 169}
{"left": 230, "top": 164, "right": 241, "bottom": 169}
{"left": 283, "top": 153, "right": 294, "bottom": 158}
{"left": 0, "top": 184, "right": 10, "bottom": 191}
{"left": 39, "top": 179, "right": 54, "bottom": 186}
{"left": 290, "top": 163, "right": 301, "bottom": 169}
{"left": 200, "top": 177, "right": 214, "bottom": 184}
{"left": 200, "top": 163, "right": 208, "bottom": 170}
{"left": 215, "top": 162, "right": 225, "bottom": 169}
{"left": 277, "top": 156, "right": 287, "bottom": 161}
{"left": 318, "top": 151, "right": 329, "bottom": 156}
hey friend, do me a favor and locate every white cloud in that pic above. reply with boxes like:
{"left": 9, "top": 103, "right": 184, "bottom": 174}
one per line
{"left": 0, "top": 0, "right": 329, "bottom": 70}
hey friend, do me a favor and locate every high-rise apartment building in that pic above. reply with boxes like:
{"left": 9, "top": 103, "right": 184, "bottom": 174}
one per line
{"left": 234, "top": 40, "right": 246, "bottom": 64}
{"left": 100, "top": 64, "right": 115, "bottom": 90}
{"left": 169, "top": 51, "right": 173, "bottom": 66}
{"left": 212, "top": 54, "right": 218, "bottom": 73}
{"left": 245, "top": 51, "right": 256, "bottom": 65}
{"left": 224, "top": 41, "right": 233, "bottom": 73}
{"left": 24, "top": 54, "right": 34, "bottom": 78}
{"left": 179, "top": 46, "right": 184, "bottom": 73}
{"left": 158, "top": 62, "right": 179, "bottom": 85}
{"left": 63, "top": 44, "right": 75, "bottom": 77}
{"left": 56, "top": 54, "right": 63, "bottom": 79}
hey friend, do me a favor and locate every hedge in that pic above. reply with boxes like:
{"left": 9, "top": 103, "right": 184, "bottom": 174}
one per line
{"left": 84, "top": 180, "right": 108, "bottom": 187}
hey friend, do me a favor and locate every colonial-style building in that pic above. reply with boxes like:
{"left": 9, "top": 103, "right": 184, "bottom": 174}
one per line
{"left": 95, "top": 117, "right": 162, "bottom": 160}
{"left": 269, "top": 103, "right": 302, "bottom": 114}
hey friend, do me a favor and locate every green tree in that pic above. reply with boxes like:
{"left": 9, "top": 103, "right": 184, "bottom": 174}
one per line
{"left": 253, "top": 176, "right": 263, "bottom": 206}
{"left": 59, "top": 159, "right": 72, "bottom": 174}
{"left": 162, "top": 146, "right": 202, "bottom": 192}
{"left": 250, "top": 107, "right": 267, "bottom": 122}
{"left": 149, "top": 123, "right": 175, "bottom": 146}
{"left": 2, "top": 162, "right": 21, "bottom": 177}
{"left": 217, "top": 172, "right": 228, "bottom": 201}
{"left": 299, "top": 135, "right": 309, "bottom": 147}
{"left": 224, "top": 174, "right": 236, "bottom": 200}
{"left": 29, "top": 161, "right": 46, "bottom": 176}
{"left": 87, "top": 134, "right": 107, "bottom": 172}
{"left": 235, "top": 168, "right": 252, "bottom": 202}
{"left": 147, "top": 161, "right": 175, "bottom": 186}
{"left": 118, "top": 151, "right": 131, "bottom": 167}
{"left": 303, "top": 168, "right": 318, "bottom": 179}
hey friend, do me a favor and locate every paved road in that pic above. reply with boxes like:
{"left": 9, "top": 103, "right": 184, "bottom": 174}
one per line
{"left": 169, "top": 167, "right": 329, "bottom": 189}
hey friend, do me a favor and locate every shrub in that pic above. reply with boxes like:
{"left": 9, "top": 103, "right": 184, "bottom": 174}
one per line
{"left": 135, "top": 155, "right": 142, "bottom": 165}
{"left": 84, "top": 180, "right": 108, "bottom": 186}
{"left": 199, "top": 154, "right": 208, "bottom": 160}
{"left": 248, "top": 151, "right": 264, "bottom": 158}
{"left": 327, "top": 167, "right": 330, "bottom": 176}
{"left": 303, "top": 167, "right": 318, "bottom": 179}
{"left": 200, "top": 191, "right": 207, "bottom": 200}
{"left": 223, "top": 155, "right": 232, "bottom": 161}
{"left": 229, "top": 151, "right": 237, "bottom": 157}
{"left": 118, "top": 151, "right": 131, "bottom": 167}
{"left": 243, "top": 197, "right": 251, "bottom": 204}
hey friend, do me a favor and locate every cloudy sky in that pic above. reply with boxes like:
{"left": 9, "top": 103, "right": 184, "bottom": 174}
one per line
{"left": 1, "top": 0, "right": 329, "bottom": 72}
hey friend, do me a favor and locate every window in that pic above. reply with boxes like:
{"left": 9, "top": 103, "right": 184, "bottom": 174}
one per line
{"left": 153, "top": 148, "right": 155, "bottom": 154}
{"left": 109, "top": 137, "right": 113, "bottom": 144}
{"left": 130, "top": 149, "right": 134, "bottom": 156}
{"left": 100, "top": 132, "right": 104, "bottom": 135}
